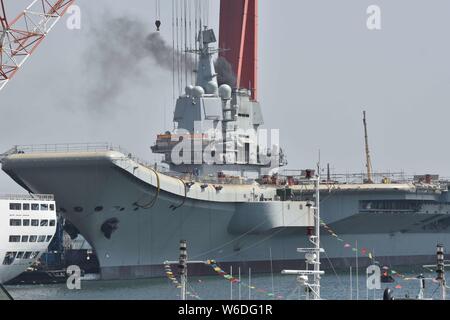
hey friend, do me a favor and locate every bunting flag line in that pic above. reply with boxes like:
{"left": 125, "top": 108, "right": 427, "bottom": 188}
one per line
{"left": 164, "top": 262, "right": 201, "bottom": 300}
{"left": 319, "top": 219, "right": 408, "bottom": 280}
{"left": 206, "top": 260, "right": 285, "bottom": 300}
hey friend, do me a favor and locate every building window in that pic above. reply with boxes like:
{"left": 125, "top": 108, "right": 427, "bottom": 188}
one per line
{"left": 31, "top": 204, "right": 39, "bottom": 211}
{"left": 16, "top": 252, "right": 24, "bottom": 259}
{"left": 49, "top": 220, "right": 56, "bottom": 227}
{"left": 40, "top": 220, "right": 49, "bottom": 227}
{"left": 23, "top": 252, "right": 31, "bottom": 259}
{"left": 40, "top": 204, "right": 49, "bottom": 211}
{"left": 31, "top": 220, "right": 39, "bottom": 226}
{"left": 2, "top": 252, "right": 16, "bottom": 265}
{"left": 9, "top": 235, "right": 21, "bottom": 243}
{"left": 9, "top": 203, "right": 21, "bottom": 210}
{"left": 46, "top": 235, "right": 53, "bottom": 242}
{"left": 29, "top": 236, "right": 37, "bottom": 242}
{"left": 38, "top": 236, "right": 46, "bottom": 243}
{"left": 50, "top": 204, "right": 55, "bottom": 211}
{"left": 10, "top": 219, "right": 22, "bottom": 226}
{"left": 21, "top": 236, "right": 29, "bottom": 243}
{"left": 23, "top": 219, "right": 30, "bottom": 226}
{"left": 23, "top": 203, "right": 30, "bottom": 210}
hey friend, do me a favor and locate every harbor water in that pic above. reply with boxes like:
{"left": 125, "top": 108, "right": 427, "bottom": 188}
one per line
{"left": 4, "top": 267, "right": 443, "bottom": 300}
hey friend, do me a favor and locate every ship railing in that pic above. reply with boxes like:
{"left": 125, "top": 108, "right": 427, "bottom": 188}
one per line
{"left": 279, "top": 170, "right": 448, "bottom": 185}
{"left": 359, "top": 208, "right": 417, "bottom": 214}
{"left": 11, "top": 143, "right": 116, "bottom": 154}
{"left": 0, "top": 194, "right": 54, "bottom": 201}
{"left": 280, "top": 170, "right": 414, "bottom": 184}
{"left": 9, "top": 143, "right": 157, "bottom": 169}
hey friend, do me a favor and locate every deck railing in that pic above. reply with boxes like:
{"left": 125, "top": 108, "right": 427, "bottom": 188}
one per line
{"left": 4, "top": 144, "right": 450, "bottom": 189}
{"left": 0, "top": 194, "right": 54, "bottom": 201}
{"left": 7, "top": 143, "right": 156, "bottom": 172}
{"left": 12, "top": 143, "right": 115, "bottom": 154}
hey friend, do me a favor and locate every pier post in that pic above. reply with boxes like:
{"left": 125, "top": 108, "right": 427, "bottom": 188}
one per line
{"left": 436, "top": 244, "right": 446, "bottom": 300}
{"left": 179, "top": 240, "right": 187, "bottom": 301}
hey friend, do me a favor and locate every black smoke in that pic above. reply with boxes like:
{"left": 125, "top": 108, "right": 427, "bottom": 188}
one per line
{"left": 215, "top": 56, "right": 237, "bottom": 88}
{"left": 84, "top": 17, "right": 193, "bottom": 111}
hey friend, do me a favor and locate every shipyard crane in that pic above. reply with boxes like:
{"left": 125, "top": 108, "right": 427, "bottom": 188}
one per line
{"left": 0, "top": 0, "right": 75, "bottom": 92}
{"left": 363, "top": 111, "right": 374, "bottom": 184}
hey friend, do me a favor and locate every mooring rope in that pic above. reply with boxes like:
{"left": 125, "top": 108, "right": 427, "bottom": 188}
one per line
{"left": 170, "top": 177, "right": 188, "bottom": 211}
{"left": 135, "top": 167, "right": 161, "bottom": 209}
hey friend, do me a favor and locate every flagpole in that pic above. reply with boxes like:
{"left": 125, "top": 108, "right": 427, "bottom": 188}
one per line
{"left": 366, "top": 267, "right": 369, "bottom": 300}
{"left": 248, "top": 268, "right": 252, "bottom": 300}
{"left": 373, "top": 248, "right": 376, "bottom": 301}
{"left": 349, "top": 266, "right": 353, "bottom": 300}
{"left": 230, "top": 266, "right": 233, "bottom": 300}
{"left": 356, "top": 240, "right": 359, "bottom": 301}
{"left": 239, "top": 267, "right": 241, "bottom": 301}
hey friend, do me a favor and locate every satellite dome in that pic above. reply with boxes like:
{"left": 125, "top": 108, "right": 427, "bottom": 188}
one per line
{"left": 205, "top": 81, "right": 218, "bottom": 95}
{"left": 192, "top": 86, "right": 205, "bottom": 97}
{"left": 219, "top": 84, "right": 232, "bottom": 100}
{"left": 185, "top": 85, "right": 194, "bottom": 96}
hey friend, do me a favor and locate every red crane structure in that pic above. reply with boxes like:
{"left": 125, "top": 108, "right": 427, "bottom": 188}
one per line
{"left": 219, "top": 0, "right": 258, "bottom": 101}
{"left": 0, "top": 0, "right": 75, "bottom": 91}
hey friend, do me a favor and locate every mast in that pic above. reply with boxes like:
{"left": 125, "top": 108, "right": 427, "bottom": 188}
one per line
{"left": 363, "top": 111, "right": 373, "bottom": 184}
{"left": 194, "top": 27, "right": 218, "bottom": 93}
{"left": 313, "top": 168, "right": 321, "bottom": 298}
{"left": 281, "top": 170, "right": 324, "bottom": 300}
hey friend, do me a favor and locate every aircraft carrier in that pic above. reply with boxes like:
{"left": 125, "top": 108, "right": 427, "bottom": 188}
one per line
{"left": 2, "top": 0, "right": 450, "bottom": 280}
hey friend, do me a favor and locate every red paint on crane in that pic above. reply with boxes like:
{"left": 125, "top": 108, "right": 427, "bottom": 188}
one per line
{"left": 0, "top": 0, "right": 75, "bottom": 90}
{"left": 0, "top": 0, "right": 8, "bottom": 30}
{"left": 219, "top": 0, "right": 258, "bottom": 101}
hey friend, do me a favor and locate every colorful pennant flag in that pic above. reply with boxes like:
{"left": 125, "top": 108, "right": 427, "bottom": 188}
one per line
{"left": 206, "top": 260, "right": 284, "bottom": 300}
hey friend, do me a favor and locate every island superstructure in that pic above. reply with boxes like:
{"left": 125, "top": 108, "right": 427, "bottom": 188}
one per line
{"left": 0, "top": 22, "right": 317, "bottom": 279}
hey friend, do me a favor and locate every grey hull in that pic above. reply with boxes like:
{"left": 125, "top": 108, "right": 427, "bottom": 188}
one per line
{"left": 3, "top": 151, "right": 450, "bottom": 280}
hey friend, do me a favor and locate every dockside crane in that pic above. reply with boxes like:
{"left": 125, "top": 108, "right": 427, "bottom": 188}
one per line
{"left": 363, "top": 111, "right": 374, "bottom": 184}
{"left": 0, "top": 0, "right": 75, "bottom": 92}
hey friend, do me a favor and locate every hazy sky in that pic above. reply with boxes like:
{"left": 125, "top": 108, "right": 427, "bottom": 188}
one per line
{"left": 2, "top": 0, "right": 450, "bottom": 193}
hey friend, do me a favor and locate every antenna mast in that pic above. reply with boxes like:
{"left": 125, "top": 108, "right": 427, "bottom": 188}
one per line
{"left": 282, "top": 169, "right": 324, "bottom": 300}
{"left": 363, "top": 111, "right": 373, "bottom": 184}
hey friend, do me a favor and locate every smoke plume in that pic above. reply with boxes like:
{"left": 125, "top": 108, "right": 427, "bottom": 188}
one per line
{"left": 215, "top": 57, "right": 237, "bottom": 88}
{"left": 84, "top": 17, "right": 193, "bottom": 111}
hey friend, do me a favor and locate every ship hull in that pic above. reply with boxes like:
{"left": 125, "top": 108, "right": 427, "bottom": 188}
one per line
{"left": 3, "top": 150, "right": 450, "bottom": 280}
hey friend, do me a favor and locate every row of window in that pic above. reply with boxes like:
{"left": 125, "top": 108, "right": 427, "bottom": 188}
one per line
{"left": 360, "top": 200, "right": 421, "bottom": 212}
{"left": 2, "top": 251, "right": 40, "bottom": 265}
{"left": 9, "top": 235, "right": 53, "bottom": 243}
{"left": 10, "top": 219, "right": 56, "bottom": 227}
{"left": 9, "top": 203, "right": 55, "bottom": 211}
